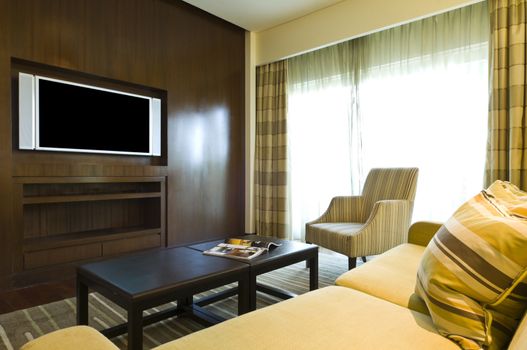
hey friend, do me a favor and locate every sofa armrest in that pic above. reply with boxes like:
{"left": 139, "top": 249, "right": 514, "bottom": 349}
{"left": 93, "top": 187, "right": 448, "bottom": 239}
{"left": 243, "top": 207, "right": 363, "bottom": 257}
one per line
{"left": 347, "top": 199, "right": 413, "bottom": 257}
{"left": 407, "top": 221, "right": 442, "bottom": 247}
{"left": 306, "top": 196, "right": 364, "bottom": 225}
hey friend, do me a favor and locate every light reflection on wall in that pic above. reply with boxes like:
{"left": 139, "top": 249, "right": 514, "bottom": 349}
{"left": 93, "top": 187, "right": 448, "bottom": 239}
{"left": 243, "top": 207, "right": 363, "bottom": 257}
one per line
{"left": 188, "top": 106, "right": 229, "bottom": 167}
{"left": 183, "top": 106, "right": 230, "bottom": 226}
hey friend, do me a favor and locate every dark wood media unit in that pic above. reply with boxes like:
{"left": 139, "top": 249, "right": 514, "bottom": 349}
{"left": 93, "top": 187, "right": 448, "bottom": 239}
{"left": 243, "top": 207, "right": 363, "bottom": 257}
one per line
{"left": 5, "top": 59, "right": 170, "bottom": 288}
{"left": 12, "top": 175, "right": 166, "bottom": 284}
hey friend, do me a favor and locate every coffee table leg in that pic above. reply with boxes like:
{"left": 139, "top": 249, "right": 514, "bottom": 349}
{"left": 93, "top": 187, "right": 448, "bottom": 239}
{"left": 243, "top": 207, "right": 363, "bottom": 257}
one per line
{"left": 238, "top": 273, "right": 250, "bottom": 315}
{"left": 248, "top": 271, "right": 257, "bottom": 311}
{"left": 309, "top": 253, "right": 318, "bottom": 291}
{"left": 127, "top": 306, "right": 143, "bottom": 350}
{"left": 76, "top": 277, "right": 89, "bottom": 325}
{"left": 177, "top": 296, "right": 192, "bottom": 310}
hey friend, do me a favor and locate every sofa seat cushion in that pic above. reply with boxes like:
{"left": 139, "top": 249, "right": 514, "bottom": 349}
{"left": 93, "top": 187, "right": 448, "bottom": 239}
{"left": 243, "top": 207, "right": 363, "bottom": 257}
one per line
{"left": 508, "top": 311, "right": 527, "bottom": 350}
{"left": 20, "top": 325, "right": 118, "bottom": 350}
{"left": 305, "top": 222, "right": 364, "bottom": 256}
{"left": 156, "top": 286, "right": 458, "bottom": 350}
{"left": 336, "top": 243, "right": 429, "bottom": 315}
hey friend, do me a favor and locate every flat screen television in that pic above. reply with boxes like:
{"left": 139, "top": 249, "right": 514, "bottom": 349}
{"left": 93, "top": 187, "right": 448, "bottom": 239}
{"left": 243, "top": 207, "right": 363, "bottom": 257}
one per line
{"left": 18, "top": 73, "right": 161, "bottom": 156}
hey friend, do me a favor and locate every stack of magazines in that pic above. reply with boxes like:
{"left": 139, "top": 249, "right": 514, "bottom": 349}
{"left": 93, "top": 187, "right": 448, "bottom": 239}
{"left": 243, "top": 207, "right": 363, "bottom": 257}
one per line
{"left": 203, "top": 238, "right": 281, "bottom": 261}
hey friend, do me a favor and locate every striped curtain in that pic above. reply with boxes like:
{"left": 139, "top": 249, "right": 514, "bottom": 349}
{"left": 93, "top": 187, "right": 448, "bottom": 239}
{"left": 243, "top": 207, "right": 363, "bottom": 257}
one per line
{"left": 254, "top": 61, "right": 288, "bottom": 238}
{"left": 485, "top": 0, "right": 527, "bottom": 190}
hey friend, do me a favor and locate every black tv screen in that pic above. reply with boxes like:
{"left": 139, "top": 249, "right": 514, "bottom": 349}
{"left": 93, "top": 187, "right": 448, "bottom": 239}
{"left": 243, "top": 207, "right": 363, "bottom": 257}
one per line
{"left": 37, "top": 78, "right": 151, "bottom": 154}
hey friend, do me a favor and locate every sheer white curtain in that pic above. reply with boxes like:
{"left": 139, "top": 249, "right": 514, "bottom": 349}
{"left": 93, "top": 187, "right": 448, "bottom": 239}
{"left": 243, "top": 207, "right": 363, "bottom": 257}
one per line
{"left": 287, "top": 1, "right": 489, "bottom": 240}
{"left": 287, "top": 44, "right": 363, "bottom": 241}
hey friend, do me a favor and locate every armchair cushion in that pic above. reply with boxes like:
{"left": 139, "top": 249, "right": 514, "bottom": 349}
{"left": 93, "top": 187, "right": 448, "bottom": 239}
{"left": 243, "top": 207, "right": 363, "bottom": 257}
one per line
{"left": 305, "top": 222, "right": 364, "bottom": 255}
{"left": 416, "top": 181, "right": 527, "bottom": 350}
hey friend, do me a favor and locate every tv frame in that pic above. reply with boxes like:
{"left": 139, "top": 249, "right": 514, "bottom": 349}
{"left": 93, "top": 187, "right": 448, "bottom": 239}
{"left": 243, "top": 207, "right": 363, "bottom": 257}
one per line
{"left": 19, "top": 72, "right": 162, "bottom": 157}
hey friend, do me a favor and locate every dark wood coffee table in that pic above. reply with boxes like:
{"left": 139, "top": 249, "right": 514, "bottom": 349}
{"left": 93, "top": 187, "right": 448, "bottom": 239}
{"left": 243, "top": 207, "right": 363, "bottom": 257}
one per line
{"left": 188, "top": 235, "right": 319, "bottom": 310}
{"left": 76, "top": 247, "right": 250, "bottom": 350}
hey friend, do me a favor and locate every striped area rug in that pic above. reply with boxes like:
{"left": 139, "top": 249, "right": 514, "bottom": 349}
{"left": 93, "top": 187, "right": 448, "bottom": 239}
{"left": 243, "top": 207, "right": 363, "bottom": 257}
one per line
{"left": 0, "top": 251, "right": 351, "bottom": 350}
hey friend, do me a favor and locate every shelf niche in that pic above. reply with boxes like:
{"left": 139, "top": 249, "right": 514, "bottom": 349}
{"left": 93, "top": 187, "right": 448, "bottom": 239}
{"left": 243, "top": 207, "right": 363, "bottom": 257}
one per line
{"left": 15, "top": 177, "right": 166, "bottom": 270}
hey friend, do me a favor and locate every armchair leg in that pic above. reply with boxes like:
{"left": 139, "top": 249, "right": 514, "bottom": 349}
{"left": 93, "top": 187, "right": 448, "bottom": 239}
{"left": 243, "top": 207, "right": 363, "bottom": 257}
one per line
{"left": 361, "top": 256, "right": 367, "bottom": 263}
{"left": 348, "top": 257, "right": 357, "bottom": 270}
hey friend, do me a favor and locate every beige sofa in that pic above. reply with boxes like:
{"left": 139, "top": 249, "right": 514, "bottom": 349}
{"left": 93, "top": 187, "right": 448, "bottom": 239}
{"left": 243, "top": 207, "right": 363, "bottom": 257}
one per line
{"left": 21, "top": 222, "right": 527, "bottom": 350}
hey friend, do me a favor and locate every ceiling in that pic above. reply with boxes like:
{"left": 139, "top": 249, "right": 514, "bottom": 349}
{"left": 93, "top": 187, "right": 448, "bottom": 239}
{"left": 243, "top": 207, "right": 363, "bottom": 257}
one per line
{"left": 181, "top": 0, "right": 345, "bottom": 32}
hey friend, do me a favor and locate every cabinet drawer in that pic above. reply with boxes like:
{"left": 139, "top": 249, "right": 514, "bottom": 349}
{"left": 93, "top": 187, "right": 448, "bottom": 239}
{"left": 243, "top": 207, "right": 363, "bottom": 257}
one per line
{"left": 24, "top": 243, "right": 102, "bottom": 269}
{"left": 102, "top": 234, "right": 161, "bottom": 256}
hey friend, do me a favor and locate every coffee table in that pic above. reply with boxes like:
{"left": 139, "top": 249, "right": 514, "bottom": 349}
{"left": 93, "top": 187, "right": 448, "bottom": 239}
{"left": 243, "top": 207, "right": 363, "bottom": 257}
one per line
{"left": 188, "top": 235, "right": 319, "bottom": 310}
{"left": 76, "top": 247, "right": 250, "bottom": 350}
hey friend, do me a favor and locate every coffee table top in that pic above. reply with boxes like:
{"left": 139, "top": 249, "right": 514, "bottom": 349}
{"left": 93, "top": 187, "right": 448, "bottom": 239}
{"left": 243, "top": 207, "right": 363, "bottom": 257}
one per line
{"left": 78, "top": 247, "right": 248, "bottom": 297}
{"left": 187, "top": 235, "right": 318, "bottom": 267}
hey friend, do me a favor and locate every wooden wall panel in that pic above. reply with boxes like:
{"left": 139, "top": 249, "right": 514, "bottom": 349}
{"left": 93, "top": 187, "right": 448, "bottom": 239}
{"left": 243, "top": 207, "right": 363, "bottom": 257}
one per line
{"left": 0, "top": 0, "right": 15, "bottom": 276}
{"left": 163, "top": 2, "right": 245, "bottom": 245}
{"left": 1, "top": 0, "right": 245, "bottom": 282}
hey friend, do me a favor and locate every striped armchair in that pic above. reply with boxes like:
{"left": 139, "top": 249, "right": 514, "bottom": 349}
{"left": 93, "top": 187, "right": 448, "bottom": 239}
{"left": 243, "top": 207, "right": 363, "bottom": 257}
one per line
{"left": 305, "top": 168, "right": 419, "bottom": 269}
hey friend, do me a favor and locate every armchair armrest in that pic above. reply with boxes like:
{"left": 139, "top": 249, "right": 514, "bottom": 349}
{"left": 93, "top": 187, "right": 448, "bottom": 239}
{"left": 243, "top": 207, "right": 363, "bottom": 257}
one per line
{"left": 407, "top": 221, "right": 442, "bottom": 247}
{"left": 306, "top": 196, "right": 364, "bottom": 225}
{"left": 348, "top": 199, "right": 413, "bottom": 257}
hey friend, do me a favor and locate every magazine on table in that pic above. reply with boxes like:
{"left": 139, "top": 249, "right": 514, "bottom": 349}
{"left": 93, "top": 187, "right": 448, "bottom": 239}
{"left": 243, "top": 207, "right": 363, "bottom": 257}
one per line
{"left": 203, "top": 238, "right": 282, "bottom": 261}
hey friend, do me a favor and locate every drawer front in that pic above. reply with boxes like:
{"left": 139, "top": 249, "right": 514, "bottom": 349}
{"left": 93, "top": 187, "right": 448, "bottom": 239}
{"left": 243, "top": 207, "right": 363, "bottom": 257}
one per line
{"left": 24, "top": 243, "right": 102, "bottom": 269}
{"left": 102, "top": 234, "right": 161, "bottom": 256}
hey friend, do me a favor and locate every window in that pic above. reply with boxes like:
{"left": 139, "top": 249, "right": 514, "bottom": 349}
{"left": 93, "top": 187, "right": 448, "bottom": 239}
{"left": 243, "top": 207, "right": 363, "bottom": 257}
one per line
{"left": 287, "top": 2, "right": 489, "bottom": 240}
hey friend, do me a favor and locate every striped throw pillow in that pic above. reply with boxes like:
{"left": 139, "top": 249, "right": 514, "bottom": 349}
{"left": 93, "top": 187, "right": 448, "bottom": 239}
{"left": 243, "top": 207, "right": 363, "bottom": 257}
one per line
{"left": 416, "top": 181, "right": 527, "bottom": 350}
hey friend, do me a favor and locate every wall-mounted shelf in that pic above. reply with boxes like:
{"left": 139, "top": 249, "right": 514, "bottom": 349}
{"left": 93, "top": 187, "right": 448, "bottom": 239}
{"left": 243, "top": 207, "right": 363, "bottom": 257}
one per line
{"left": 14, "top": 176, "right": 166, "bottom": 270}
{"left": 23, "top": 192, "right": 161, "bottom": 204}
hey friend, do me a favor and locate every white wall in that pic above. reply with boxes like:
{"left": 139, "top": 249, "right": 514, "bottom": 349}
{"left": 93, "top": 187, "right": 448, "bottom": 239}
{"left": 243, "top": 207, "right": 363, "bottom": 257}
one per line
{"left": 255, "top": 0, "right": 482, "bottom": 65}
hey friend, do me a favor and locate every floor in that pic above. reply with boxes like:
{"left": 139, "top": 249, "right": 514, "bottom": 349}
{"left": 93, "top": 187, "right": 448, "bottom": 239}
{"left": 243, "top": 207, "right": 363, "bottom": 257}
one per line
{"left": 0, "top": 279, "right": 76, "bottom": 315}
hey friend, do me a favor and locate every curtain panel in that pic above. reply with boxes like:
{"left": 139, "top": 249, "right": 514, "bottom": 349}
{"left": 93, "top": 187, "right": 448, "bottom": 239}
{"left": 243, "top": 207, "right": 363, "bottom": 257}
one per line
{"left": 254, "top": 61, "right": 288, "bottom": 238}
{"left": 486, "top": 0, "right": 527, "bottom": 190}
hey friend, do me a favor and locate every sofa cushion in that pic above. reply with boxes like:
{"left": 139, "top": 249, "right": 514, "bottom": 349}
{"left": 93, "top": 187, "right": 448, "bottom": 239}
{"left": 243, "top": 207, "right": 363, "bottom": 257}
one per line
{"left": 20, "top": 325, "right": 118, "bottom": 350}
{"left": 416, "top": 181, "right": 527, "bottom": 350}
{"left": 156, "top": 286, "right": 459, "bottom": 350}
{"left": 336, "top": 243, "right": 429, "bottom": 315}
{"left": 508, "top": 311, "right": 527, "bottom": 350}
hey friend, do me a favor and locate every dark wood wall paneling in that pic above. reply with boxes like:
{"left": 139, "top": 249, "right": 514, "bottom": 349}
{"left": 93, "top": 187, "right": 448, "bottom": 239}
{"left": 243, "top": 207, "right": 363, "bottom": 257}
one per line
{"left": 0, "top": 0, "right": 246, "bottom": 286}
{"left": 0, "top": 0, "right": 14, "bottom": 277}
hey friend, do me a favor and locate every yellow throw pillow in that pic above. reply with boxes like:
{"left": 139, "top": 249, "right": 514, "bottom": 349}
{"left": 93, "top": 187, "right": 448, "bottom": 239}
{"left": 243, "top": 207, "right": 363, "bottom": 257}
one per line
{"left": 416, "top": 180, "right": 527, "bottom": 350}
